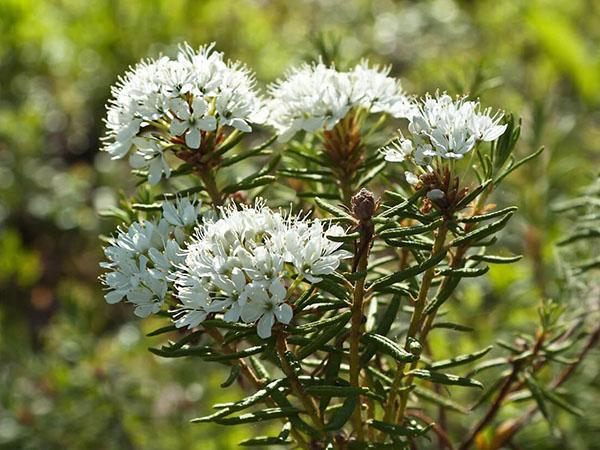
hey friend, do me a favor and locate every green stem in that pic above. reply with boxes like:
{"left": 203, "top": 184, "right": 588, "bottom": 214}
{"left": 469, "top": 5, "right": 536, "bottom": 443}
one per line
{"left": 349, "top": 225, "right": 372, "bottom": 441}
{"left": 420, "top": 189, "right": 491, "bottom": 345}
{"left": 199, "top": 170, "right": 223, "bottom": 206}
{"left": 381, "top": 222, "right": 449, "bottom": 433}
{"left": 287, "top": 276, "right": 304, "bottom": 300}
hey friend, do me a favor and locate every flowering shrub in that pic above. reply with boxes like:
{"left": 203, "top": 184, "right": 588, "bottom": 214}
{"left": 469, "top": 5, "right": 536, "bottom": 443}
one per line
{"left": 99, "top": 43, "right": 596, "bottom": 449}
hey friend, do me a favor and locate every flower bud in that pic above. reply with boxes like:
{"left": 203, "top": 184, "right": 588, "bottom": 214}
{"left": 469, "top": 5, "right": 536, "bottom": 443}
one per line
{"left": 427, "top": 189, "right": 445, "bottom": 202}
{"left": 408, "top": 337, "right": 422, "bottom": 356}
{"left": 351, "top": 188, "right": 378, "bottom": 220}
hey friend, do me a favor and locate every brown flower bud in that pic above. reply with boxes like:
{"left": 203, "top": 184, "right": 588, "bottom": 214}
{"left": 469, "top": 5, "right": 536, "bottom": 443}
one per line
{"left": 351, "top": 188, "right": 378, "bottom": 220}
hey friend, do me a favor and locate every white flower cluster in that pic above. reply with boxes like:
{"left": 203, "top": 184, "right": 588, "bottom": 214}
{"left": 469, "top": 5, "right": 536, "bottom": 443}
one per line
{"left": 101, "top": 198, "right": 202, "bottom": 317}
{"left": 266, "top": 61, "right": 413, "bottom": 142}
{"left": 383, "top": 93, "right": 507, "bottom": 167}
{"left": 102, "top": 43, "right": 264, "bottom": 184}
{"left": 173, "top": 203, "right": 352, "bottom": 338}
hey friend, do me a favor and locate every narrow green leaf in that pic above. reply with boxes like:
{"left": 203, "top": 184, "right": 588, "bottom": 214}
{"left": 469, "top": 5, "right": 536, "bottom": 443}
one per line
{"left": 523, "top": 373, "right": 551, "bottom": 421}
{"left": 540, "top": 387, "right": 583, "bottom": 417}
{"left": 361, "top": 333, "right": 419, "bottom": 363}
{"left": 460, "top": 206, "right": 518, "bottom": 223}
{"left": 196, "top": 379, "right": 289, "bottom": 423}
{"left": 214, "top": 130, "right": 245, "bottom": 156}
{"left": 469, "top": 254, "right": 522, "bottom": 264}
{"left": 319, "top": 353, "right": 343, "bottom": 414}
{"left": 314, "top": 277, "right": 350, "bottom": 300}
{"left": 379, "top": 219, "right": 444, "bottom": 239}
{"left": 449, "top": 211, "right": 514, "bottom": 247}
{"left": 361, "top": 296, "right": 401, "bottom": 366}
{"left": 368, "top": 249, "right": 447, "bottom": 292}
{"left": 328, "top": 232, "right": 360, "bottom": 243}
{"left": 367, "top": 419, "right": 432, "bottom": 437}
{"left": 428, "top": 346, "right": 493, "bottom": 370}
{"left": 131, "top": 202, "right": 163, "bottom": 211}
{"left": 470, "top": 374, "right": 509, "bottom": 410}
{"left": 269, "top": 389, "right": 321, "bottom": 438}
{"left": 556, "top": 228, "right": 600, "bottom": 246}
{"left": 325, "top": 396, "right": 357, "bottom": 431}
{"left": 203, "top": 345, "right": 266, "bottom": 362}
{"left": 148, "top": 345, "right": 213, "bottom": 358}
{"left": 221, "top": 365, "right": 241, "bottom": 388}
{"left": 315, "top": 197, "right": 355, "bottom": 222}
{"left": 297, "top": 312, "right": 351, "bottom": 360}
{"left": 424, "top": 276, "right": 461, "bottom": 315}
{"left": 202, "top": 319, "right": 253, "bottom": 330}
{"left": 306, "top": 386, "right": 367, "bottom": 397}
{"left": 249, "top": 355, "right": 270, "bottom": 381}
{"left": 239, "top": 436, "right": 292, "bottom": 447}
{"left": 431, "top": 323, "right": 472, "bottom": 334}
{"left": 437, "top": 266, "right": 489, "bottom": 277}
{"left": 278, "top": 168, "right": 334, "bottom": 182}
{"left": 407, "top": 369, "right": 483, "bottom": 388}
{"left": 222, "top": 175, "right": 276, "bottom": 194}
{"left": 146, "top": 324, "right": 177, "bottom": 337}
{"left": 212, "top": 407, "right": 300, "bottom": 425}
{"left": 357, "top": 161, "right": 387, "bottom": 187}
{"left": 290, "top": 311, "right": 352, "bottom": 335}
{"left": 379, "top": 187, "right": 427, "bottom": 218}
{"left": 383, "top": 238, "right": 433, "bottom": 251}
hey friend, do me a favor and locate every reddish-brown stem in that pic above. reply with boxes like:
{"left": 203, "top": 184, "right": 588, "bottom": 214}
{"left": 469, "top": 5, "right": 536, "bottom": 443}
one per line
{"left": 490, "top": 325, "right": 600, "bottom": 449}
{"left": 459, "top": 331, "right": 546, "bottom": 450}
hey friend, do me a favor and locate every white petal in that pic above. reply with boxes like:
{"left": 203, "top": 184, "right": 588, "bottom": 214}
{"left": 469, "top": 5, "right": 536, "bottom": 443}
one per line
{"left": 274, "top": 303, "right": 293, "bottom": 324}
{"left": 185, "top": 128, "right": 201, "bottom": 149}
{"left": 240, "top": 302, "right": 263, "bottom": 323}
{"left": 105, "top": 290, "right": 124, "bottom": 304}
{"left": 229, "top": 118, "right": 251, "bottom": 133}
{"left": 197, "top": 116, "right": 217, "bottom": 131}
{"left": 170, "top": 119, "right": 188, "bottom": 136}
{"left": 257, "top": 313, "right": 275, "bottom": 339}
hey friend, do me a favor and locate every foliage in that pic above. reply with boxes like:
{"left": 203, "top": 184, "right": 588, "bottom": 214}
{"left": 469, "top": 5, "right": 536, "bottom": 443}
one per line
{"left": 0, "top": 1, "right": 598, "bottom": 449}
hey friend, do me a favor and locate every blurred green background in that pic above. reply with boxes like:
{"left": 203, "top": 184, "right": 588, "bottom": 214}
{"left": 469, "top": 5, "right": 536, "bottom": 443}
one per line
{"left": 0, "top": 0, "right": 598, "bottom": 449}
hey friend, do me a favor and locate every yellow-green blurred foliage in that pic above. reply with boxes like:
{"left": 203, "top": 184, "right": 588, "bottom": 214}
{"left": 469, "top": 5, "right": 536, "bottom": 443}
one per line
{"left": 0, "top": 1, "right": 598, "bottom": 449}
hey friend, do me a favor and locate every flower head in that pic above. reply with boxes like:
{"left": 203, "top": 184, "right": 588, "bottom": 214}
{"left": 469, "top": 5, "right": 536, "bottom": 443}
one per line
{"left": 266, "top": 61, "right": 412, "bottom": 142}
{"left": 173, "top": 202, "right": 351, "bottom": 338}
{"left": 102, "top": 43, "right": 264, "bottom": 183}
{"left": 406, "top": 93, "right": 507, "bottom": 162}
{"left": 100, "top": 198, "right": 202, "bottom": 317}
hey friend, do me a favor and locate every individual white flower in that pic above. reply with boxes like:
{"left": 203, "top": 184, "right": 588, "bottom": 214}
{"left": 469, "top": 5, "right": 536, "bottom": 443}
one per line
{"left": 266, "top": 61, "right": 411, "bottom": 142}
{"left": 129, "top": 137, "right": 171, "bottom": 185}
{"left": 276, "top": 220, "right": 353, "bottom": 283}
{"left": 381, "top": 136, "right": 414, "bottom": 163}
{"left": 162, "top": 196, "right": 203, "bottom": 243}
{"left": 173, "top": 202, "right": 351, "bottom": 338}
{"left": 169, "top": 97, "right": 216, "bottom": 149}
{"left": 406, "top": 93, "right": 507, "bottom": 162}
{"left": 405, "top": 171, "right": 420, "bottom": 186}
{"left": 102, "top": 42, "right": 264, "bottom": 173}
{"left": 101, "top": 198, "right": 202, "bottom": 317}
{"left": 240, "top": 280, "right": 293, "bottom": 339}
